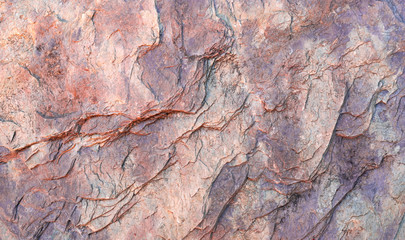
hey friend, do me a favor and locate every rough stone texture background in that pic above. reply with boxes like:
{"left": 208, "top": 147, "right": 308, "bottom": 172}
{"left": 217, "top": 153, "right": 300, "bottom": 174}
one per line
{"left": 0, "top": 0, "right": 404, "bottom": 239}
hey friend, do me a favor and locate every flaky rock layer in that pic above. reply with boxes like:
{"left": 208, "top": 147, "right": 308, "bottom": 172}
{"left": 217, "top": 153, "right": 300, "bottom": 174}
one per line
{"left": 0, "top": 0, "right": 404, "bottom": 239}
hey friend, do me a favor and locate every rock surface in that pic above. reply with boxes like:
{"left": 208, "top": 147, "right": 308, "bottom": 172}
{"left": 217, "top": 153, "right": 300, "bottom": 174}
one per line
{"left": 0, "top": 0, "right": 404, "bottom": 239}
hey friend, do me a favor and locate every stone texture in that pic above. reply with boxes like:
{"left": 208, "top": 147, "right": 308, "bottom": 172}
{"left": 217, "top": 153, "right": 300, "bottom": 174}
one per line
{"left": 0, "top": 0, "right": 404, "bottom": 239}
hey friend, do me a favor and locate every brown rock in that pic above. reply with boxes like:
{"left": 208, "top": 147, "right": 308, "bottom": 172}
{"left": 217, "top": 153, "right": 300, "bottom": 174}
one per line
{"left": 0, "top": 0, "right": 404, "bottom": 239}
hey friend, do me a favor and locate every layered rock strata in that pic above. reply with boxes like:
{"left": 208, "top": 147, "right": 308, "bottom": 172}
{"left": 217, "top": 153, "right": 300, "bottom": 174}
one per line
{"left": 0, "top": 0, "right": 404, "bottom": 239}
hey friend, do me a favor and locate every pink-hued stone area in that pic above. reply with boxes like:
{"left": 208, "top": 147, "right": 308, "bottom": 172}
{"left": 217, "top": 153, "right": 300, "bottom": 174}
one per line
{"left": 0, "top": 0, "right": 404, "bottom": 239}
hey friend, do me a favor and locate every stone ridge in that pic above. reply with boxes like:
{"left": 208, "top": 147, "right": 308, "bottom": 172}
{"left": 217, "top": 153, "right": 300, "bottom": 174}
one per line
{"left": 0, "top": 0, "right": 404, "bottom": 239}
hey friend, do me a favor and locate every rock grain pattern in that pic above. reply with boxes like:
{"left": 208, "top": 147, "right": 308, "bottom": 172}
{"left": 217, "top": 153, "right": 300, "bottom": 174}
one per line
{"left": 0, "top": 0, "right": 404, "bottom": 239}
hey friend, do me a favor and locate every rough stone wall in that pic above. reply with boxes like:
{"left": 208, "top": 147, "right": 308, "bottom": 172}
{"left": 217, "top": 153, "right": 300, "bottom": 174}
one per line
{"left": 0, "top": 0, "right": 404, "bottom": 239}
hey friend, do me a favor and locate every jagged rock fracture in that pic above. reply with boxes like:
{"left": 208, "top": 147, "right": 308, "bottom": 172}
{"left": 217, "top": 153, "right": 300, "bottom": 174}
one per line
{"left": 0, "top": 0, "right": 404, "bottom": 239}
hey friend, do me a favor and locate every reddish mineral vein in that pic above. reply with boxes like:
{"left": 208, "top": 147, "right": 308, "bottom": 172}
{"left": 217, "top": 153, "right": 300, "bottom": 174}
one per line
{"left": 0, "top": 0, "right": 404, "bottom": 239}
